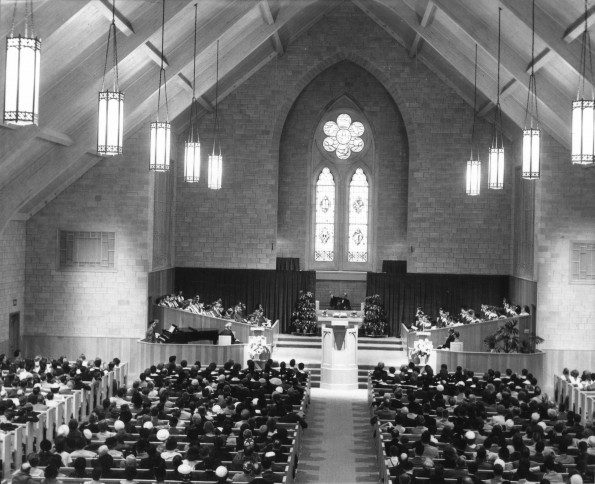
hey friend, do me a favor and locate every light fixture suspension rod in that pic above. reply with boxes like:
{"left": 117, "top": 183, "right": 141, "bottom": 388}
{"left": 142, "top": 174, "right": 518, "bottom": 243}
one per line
{"left": 188, "top": 3, "right": 198, "bottom": 143}
{"left": 101, "top": 0, "right": 119, "bottom": 92}
{"left": 524, "top": 0, "right": 539, "bottom": 129}
{"left": 213, "top": 39, "right": 219, "bottom": 154}
{"left": 578, "top": 0, "right": 594, "bottom": 100}
{"left": 156, "top": 0, "right": 169, "bottom": 122}
{"left": 494, "top": 7, "right": 503, "bottom": 148}
{"left": 471, "top": 44, "right": 478, "bottom": 160}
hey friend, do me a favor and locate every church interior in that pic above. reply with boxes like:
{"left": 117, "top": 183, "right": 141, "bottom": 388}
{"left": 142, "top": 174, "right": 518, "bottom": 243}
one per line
{"left": 1, "top": 0, "right": 595, "bottom": 482}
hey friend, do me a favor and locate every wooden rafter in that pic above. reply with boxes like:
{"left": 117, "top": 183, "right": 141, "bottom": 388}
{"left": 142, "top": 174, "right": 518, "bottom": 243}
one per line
{"left": 97, "top": 0, "right": 135, "bottom": 36}
{"left": 409, "top": 0, "right": 436, "bottom": 58}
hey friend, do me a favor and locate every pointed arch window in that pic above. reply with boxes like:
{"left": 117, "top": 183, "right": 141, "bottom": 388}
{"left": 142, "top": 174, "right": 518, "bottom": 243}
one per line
{"left": 348, "top": 168, "right": 369, "bottom": 262}
{"left": 314, "top": 168, "right": 335, "bottom": 262}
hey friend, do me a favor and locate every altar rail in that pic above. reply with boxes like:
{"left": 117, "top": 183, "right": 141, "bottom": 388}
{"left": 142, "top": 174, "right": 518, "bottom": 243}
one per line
{"left": 1, "top": 363, "right": 128, "bottom": 481}
{"left": 435, "top": 349, "right": 545, "bottom": 388}
{"left": 153, "top": 306, "right": 279, "bottom": 347}
{"left": 554, "top": 375, "right": 595, "bottom": 424}
{"left": 401, "top": 314, "right": 531, "bottom": 353}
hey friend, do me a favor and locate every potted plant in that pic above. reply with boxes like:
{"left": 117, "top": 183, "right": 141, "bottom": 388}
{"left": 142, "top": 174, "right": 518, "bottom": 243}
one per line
{"left": 290, "top": 291, "right": 318, "bottom": 335}
{"left": 361, "top": 294, "right": 388, "bottom": 337}
{"left": 483, "top": 320, "right": 543, "bottom": 353}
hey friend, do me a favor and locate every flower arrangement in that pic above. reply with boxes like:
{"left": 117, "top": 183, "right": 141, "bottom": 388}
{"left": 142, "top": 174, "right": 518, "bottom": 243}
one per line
{"left": 290, "top": 291, "right": 317, "bottom": 334}
{"left": 249, "top": 334, "right": 270, "bottom": 360}
{"left": 481, "top": 304, "right": 500, "bottom": 320}
{"left": 361, "top": 294, "right": 388, "bottom": 336}
{"left": 413, "top": 308, "right": 433, "bottom": 330}
{"left": 411, "top": 338, "right": 434, "bottom": 360}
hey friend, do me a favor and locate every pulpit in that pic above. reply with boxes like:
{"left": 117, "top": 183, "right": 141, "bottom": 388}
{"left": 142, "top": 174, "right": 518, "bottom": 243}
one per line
{"left": 318, "top": 319, "right": 359, "bottom": 390}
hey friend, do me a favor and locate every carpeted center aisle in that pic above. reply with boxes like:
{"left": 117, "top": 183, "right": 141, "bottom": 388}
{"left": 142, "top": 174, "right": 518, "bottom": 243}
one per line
{"left": 297, "top": 388, "right": 379, "bottom": 484}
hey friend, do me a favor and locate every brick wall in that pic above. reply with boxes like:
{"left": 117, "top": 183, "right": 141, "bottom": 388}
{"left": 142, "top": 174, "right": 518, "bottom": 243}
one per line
{"left": 24, "top": 130, "right": 150, "bottom": 339}
{"left": 0, "top": 221, "right": 26, "bottom": 345}
{"left": 277, "top": 60, "right": 408, "bottom": 270}
{"left": 175, "top": 3, "right": 511, "bottom": 274}
{"left": 533, "top": 133, "right": 595, "bottom": 353}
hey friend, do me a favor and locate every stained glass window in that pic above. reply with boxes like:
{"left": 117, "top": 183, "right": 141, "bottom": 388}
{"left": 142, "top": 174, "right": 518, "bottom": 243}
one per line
{"left": 348, "top": 168, "right": 368, "bottom": 262}
{"left": 314, "top": 168, "right": 335, "bottom": 261}
{"left": 323, "top": 114, "right": 364, "bottom": 160}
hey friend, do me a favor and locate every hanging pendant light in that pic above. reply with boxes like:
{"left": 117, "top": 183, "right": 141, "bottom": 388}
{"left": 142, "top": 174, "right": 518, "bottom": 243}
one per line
{"left": 149, "top": 0, "right": 171, "bottom": 172}
{"left": 184, "top": 4, "right": 201, "bottom": 183}
{"left": 488, "top": 8, "right": 504, "bottom": 189}
{"left": 522, "top": 0, "right": 540, "bottom": 179}
{"left": 97, "top": 0, "right": 124, "bottom": 156}
{"left": 208, "top": 40, "right": 222, "bottom": 190}
{"left": 467, "top": 44, "right": 481, "bottom": 197}
{"left": 4, "top": 0, "right": 41, "bottom": 126}
{"left": 572, "top": 0, "right": 595, "bottom": 166}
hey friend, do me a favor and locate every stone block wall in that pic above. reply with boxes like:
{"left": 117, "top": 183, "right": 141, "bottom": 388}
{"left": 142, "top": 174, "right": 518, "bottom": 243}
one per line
{"left": 174, "top": 3, "right": 511, "bottom": 274}
{"left": 533, "top": 133, "right": 595, "bottom": 353}
{"left": 0, "top": 220, "right": 26, "bottom": 347}
{"left": 24, "top": 130, "right": 151, "bottom": 340}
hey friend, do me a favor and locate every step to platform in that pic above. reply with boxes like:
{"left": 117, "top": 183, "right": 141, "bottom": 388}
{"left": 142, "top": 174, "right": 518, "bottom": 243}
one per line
{"left": 272, "top": 333, "right": 409, "bottom": 367}
{"left": 300, "top": 363, "right": 374, "bottom": 389}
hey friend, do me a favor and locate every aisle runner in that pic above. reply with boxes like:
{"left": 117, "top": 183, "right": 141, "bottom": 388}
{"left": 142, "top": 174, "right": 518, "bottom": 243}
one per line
{"left": 298, "top": 388, "right": 379, "bottom": 484}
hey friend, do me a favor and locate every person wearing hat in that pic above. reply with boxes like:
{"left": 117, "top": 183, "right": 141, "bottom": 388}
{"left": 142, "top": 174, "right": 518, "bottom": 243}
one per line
{"left": 13, "top": 463, "right": 36, "bottom": 484}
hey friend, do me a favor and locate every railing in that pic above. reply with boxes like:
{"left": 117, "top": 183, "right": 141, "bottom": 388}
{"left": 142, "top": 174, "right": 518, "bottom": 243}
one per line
{"left": 554, "top": 374, "right": 595, "bottom": 424}
{"left": 401, "top": 314, "right": 531, "bottom": 353}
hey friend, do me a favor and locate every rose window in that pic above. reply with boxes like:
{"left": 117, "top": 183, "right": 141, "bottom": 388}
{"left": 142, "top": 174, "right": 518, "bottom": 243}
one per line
{"left": 323, "top": 114, "right": 364, "bottom": 159}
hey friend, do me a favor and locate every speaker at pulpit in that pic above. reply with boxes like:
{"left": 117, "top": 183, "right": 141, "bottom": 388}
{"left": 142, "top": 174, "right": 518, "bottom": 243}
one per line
{"left": 319, "top": 319, "right": 359, "bottom": 390}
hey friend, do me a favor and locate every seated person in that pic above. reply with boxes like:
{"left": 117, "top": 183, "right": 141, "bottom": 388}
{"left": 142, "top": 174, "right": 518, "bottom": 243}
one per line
{"left": 219, "top": 322, "right": 237, "bottom": 343}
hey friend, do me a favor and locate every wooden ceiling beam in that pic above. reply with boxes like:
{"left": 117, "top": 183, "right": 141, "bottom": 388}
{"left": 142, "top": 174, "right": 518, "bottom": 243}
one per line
{"left": 369, "top": 0, "right": 569, "bottom": 149}
{"left": 259, "top": 0, "right": 285, "bottom": 56}
{"left": 425, "top": 0, "right": 568, "bottom": 124}
{"left": 562, "top": 5, "right": 595, "bottom": 44}
{"left": 136, "top": 0, "right": 318, "bottom": 131}
{"left": 97, "top": 0, "right": 135, "bottom": 36}
{"left": 143, "top": 41, "right": 170, "bottom": 68}
{"left": 499, "top": 0, "right": 592, "bottom": 89}
{"left": 409, "top": 0, "right": 436, "bottom": 58}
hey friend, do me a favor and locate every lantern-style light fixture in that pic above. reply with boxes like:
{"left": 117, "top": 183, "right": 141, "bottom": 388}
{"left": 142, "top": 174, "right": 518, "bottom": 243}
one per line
{"left": 572, "top": 0, "right": 595, "bottom": 166}
{"left": 208, "top": 40, "right": 222, "bottom": 190}
{"left": 184, "top": 4, "right": 201, "bottom": 183}
{"left": 4, "top": 0, "right": 41, "bottom": 126}
{"left": 522, "top": 0, "right": 540, "bottom": 179}
{"left": 150, "top": 0, "right": 171, "bottom": 172}
{"left": 467, "top": 44, "right": 481, "bottom": 196}
{"left": 488, "top": 8, "right": 504, "bottom": 189}
{"left": 97, "top": 0, "right": 124, "bottom": 156}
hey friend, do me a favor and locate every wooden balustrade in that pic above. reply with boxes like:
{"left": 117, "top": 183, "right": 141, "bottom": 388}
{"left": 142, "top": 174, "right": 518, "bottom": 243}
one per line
{"left": 554, "top": 374, "right": 595, "bottom": 424}
{"left": 1, "top": 363, "right": 127, "bottom": 480}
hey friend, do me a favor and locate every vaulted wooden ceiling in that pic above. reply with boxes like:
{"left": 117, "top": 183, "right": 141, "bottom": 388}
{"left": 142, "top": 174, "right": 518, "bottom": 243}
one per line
{"left": 0, "top": 0, "right": 589, "bottom": 233}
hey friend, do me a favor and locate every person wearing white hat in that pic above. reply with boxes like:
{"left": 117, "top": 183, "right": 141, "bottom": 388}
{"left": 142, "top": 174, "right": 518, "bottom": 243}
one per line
{"left": 12, "top": 463, "right": 35, "bottom": 484}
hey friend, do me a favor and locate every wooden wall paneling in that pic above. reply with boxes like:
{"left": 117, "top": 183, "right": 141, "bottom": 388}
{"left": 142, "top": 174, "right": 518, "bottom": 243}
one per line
{"left": 435, "top": 349, "right": 545, "bottom": 387}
